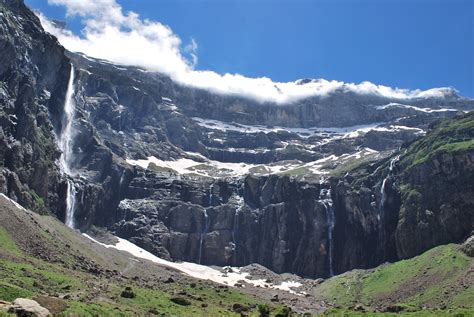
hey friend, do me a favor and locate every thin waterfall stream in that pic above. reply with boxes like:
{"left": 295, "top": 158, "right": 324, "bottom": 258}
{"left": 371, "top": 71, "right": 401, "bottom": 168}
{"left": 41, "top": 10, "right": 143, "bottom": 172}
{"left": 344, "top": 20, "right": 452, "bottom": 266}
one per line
{"left": 231, "top": 196, "right": 244, "bottom": 265}
{"left": 379, "top": 155, "right": 400, "bottom": 253}
{"left": 58, "top": 64, "right": 77, "bottom": 229}
{"left": 198, "top": 183, "right": 213, "bottom": 264}
{"left": 320, "top": 178, "right": 335, "bottom": 277}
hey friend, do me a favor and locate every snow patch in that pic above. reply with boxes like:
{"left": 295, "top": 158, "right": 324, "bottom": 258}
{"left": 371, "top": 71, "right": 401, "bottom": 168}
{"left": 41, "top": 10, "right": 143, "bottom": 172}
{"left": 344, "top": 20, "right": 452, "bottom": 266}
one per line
{"left": 82, "top": 234, "right": 305, "bottom": 295}
{"left": 0, "top": 193, "right": 27, "bottom": 211}
{"left": 375, "top": 103, "right": 458, "bottom": 113}
{"left": 126, "top": 148, "right": 379, "bottom": 178}
{"left": 192, "top": 117, "right": 401, "bottom": 140}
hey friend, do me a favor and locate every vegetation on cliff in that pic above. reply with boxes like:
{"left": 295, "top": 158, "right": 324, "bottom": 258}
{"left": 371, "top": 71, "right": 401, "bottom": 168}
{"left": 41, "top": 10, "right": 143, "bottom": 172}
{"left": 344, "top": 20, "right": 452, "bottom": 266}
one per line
{"left": 402, "top": 112, "right": 474, "bottom": 168}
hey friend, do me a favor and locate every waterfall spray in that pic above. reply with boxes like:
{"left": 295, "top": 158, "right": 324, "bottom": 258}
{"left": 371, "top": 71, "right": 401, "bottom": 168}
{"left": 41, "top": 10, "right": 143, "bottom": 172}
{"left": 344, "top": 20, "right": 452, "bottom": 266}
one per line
{"left": 380, "top": 155, "right": 400, "bottom": 215}
{"left": 199, "top": 183, "right": 214, "bottom": 264}
{"left": 198, "top": 209, "right": 210, "bottom": 264}
{"left": 379, "top": 155, "right": 400, "bottom": 253}
{"left": 320, "top": 178, "right": 335, "bottom": 277}
{"left": 58, "top": 64, "right": 77, "bottom": 228}
{"left": 231, "top": 195, "right": 244, "bottom": 265}
{"left": 65, "top": 180, "right": 76, "bottom": 228}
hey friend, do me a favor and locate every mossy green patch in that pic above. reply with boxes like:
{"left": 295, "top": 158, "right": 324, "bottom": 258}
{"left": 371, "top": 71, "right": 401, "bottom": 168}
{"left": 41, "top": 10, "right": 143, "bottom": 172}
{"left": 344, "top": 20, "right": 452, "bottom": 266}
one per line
{"left": 0, "top": 282, "right": 33, "bottom": 302}
{"left": 362, "top": 245, "right": 469, "bottom": 302}
{"left": 57, "top": 301, "right": 128, "bottom": 317}
{"left": 401, "top": 112, "right": 474, "bottom": 168}
{"left": 314, "top": 271, "right": 363, "bottom": 307}
{"left": 451, "top": 284, "right": 474, "bottom": 309}
{"left": 329, "top": 155, "right": 376, "bottom": 178}
{"left": 0, "top": 227, "right": 21, "bottom": 256}
{"left": 314, "top": 244, "right": 473, "bottom": 311}
{"left": 319, "top": 308, "right": 474, "bottom": 316}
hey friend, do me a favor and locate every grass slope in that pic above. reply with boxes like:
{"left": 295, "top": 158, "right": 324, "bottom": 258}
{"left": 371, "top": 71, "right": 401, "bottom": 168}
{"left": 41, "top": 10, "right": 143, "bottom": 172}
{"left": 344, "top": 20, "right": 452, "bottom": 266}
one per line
{"left": 313, "top": 243, "right": 474, "bottom": 316}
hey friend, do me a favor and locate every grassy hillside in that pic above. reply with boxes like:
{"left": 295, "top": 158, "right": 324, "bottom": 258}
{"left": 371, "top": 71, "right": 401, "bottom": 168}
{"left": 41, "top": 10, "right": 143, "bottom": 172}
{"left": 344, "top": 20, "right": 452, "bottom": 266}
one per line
{"left": 313, "top": 243, "right": 474, "bottom": 316}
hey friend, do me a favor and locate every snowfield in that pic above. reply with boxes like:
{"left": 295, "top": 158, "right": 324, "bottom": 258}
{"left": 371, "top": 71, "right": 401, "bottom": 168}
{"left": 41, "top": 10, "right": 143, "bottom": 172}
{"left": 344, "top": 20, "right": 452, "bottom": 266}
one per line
{"left": 191, "top": 117, "right": 425, "bottom": 141}
{"left": 191, "top": 117, "right": 387, "bottom": 139}
{"left": 126, "top": 148, "right": 379, "bottom": 178}
{"left": 83, "top": 234, "right": 305, "bottom": 295}
{"left": 375, "top": 102, "right": 458, "bottom": 113}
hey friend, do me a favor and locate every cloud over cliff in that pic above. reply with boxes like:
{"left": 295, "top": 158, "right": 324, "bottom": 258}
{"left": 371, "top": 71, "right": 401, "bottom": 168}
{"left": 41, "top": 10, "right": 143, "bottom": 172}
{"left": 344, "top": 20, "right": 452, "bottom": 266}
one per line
{"left": 38, "top": 0, "right": 457, "bottom": 104}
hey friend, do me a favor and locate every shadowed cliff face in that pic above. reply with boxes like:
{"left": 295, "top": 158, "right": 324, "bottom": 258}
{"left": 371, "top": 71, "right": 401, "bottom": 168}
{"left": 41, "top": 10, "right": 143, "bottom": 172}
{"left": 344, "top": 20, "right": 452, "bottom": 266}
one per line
{"left": 0, "top": 0, "right": 70, "bottom": 214}
{"left": 395, "top": 114, "right": 474, "bottom": 259}
{"left": 1, "top": 0, "right": 473, "bottom": 279}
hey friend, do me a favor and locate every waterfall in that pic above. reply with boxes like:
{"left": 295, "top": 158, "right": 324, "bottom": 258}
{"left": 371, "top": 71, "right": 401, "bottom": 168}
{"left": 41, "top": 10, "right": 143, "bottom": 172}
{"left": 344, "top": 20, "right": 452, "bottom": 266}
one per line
{"left": 379, "top": 155, "right": 400, "bottom": 250}
{"left": 58, "top": 64, "right": 77, "bottom": 228}
{"left": 319, "top": 179, "right": 335, "bottom": 277}
{"left": 65, "top": 180, "right": 76, "bottom": 228}
{"left": 198, "top": 209, "right": 210, "bottom": 264}
{"left": 379, "top": 178, "right": 388, "bottom": 216}
{"left": 199, "top": 183, "right": 214, "bottom": 264}
{"left": 208, "top": 183, "right": 214, "bottom": 207}
{"left": 59, "top": 64, "right": 76, "bottom": 175}
{"left": 231, "top": 196, "right": 244, "bottom": 265}
{"left": 380, "top": 155, "right": 400, "bottom": 216}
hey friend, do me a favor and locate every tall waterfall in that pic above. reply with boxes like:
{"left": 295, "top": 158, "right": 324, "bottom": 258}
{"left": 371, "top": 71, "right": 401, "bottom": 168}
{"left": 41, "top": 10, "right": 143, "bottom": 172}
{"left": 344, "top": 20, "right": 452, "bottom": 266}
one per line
{"left": 320, "top": 179, "right": 335, "bottom": 277}
{"left": 380, "top": 155, "right": 400, "bottom": 215}
{"left": 231, "top": 196, "right": 244, "bottom": 265}
{"left": 65, "top": 180, "right": 76, "bottom": 228}
{"left": 58, "top": 64, "right": 77, "bottom": 229}
{"left": 198, "top": 209, "right": 210, "bottom": 264}
{"left": 198, "top": 183, "right": 214, "bottom": 264}
{"left": 379, "top": 155, "right": 400, "bottom": 251}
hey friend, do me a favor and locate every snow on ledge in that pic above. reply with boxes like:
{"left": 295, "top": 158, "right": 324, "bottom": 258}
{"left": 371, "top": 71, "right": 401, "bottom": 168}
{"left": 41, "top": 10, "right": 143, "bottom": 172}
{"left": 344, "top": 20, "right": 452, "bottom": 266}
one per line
{"left": 125, "top": 147, "right": 380, "bottom": 179}
{"left": 0, "top": 193, "right": 27, "bottom": 211}
{"left": 375, "top": 103, "right": 458, "bottom": 113}
{"left": 83, "top": 233, "right": 305, "bottom": 295}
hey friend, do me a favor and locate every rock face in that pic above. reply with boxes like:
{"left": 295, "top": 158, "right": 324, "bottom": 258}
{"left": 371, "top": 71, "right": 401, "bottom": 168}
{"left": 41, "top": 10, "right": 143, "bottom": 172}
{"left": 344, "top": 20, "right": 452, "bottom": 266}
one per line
{"left": 461, "top": 235, "right": 474, "bottom": 257}
{"left": 114, "top": 174, "right": 333, "bottom": 277}
{"left": 0, "top": 0, "right": 71, "bottom": 215}
{"left": 395, "top": 114, "right": 474, "bottom": 259}
{"left": 1, "top": 0, "right": 473, "bottom": 279}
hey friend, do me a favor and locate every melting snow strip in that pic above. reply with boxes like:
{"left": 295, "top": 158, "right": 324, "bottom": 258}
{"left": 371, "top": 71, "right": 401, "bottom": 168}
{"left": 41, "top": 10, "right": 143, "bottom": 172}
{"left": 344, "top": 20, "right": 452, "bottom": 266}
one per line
{"left": 0, "top": 193, "right": 27, "bottom": 211}
{"left": 83, "top": 234, "right": 305, "bottom": 295}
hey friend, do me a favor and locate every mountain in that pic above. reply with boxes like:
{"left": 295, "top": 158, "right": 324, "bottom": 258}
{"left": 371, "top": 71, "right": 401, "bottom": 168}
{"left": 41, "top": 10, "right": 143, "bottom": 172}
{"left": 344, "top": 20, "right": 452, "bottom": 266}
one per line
{"left": 0, "top": 0, "right": 473, "bottom": 315}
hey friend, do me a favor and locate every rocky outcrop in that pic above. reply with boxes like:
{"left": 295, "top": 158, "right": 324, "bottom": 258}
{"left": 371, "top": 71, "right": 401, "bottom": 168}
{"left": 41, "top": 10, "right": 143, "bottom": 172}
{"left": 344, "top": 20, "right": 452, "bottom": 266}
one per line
{"left": 8, "top": 298, "right": 51, "bottom": 317}
{"left": 461, "top": 235, "right": 474, "bottom": 257}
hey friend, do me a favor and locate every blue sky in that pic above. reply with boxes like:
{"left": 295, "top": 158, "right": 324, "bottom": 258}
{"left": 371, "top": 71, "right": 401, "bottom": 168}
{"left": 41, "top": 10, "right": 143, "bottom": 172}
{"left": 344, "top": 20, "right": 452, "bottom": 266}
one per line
{"left": 27, "top": 0, "right": 473, "bottom": 98}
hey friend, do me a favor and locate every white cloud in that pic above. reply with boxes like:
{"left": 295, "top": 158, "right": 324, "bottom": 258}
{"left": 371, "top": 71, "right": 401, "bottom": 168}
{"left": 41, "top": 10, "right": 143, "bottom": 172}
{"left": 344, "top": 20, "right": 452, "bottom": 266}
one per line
{"left": 38, "top": 0, "right": 457, "bottom": 104}
{"left": 184, "top": 38, "right": 198, "bottom": 68}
